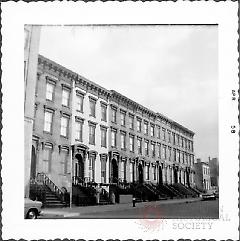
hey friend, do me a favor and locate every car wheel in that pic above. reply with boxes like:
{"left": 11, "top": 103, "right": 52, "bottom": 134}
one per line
{"left": 27, "top": 209, "right": 37, "bottom": 219}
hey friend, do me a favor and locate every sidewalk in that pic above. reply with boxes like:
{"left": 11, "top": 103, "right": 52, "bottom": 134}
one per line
{"left": 41, "top": 197, "right": 201, "bottom": 218}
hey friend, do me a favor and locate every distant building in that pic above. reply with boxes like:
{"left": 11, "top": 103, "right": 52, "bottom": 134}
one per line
{"left": 209, "top": 157, "right": 219, "bottom": 189}
{"left": 194, "top": 158, "right": 211, "bottom": 192}
{"left": 24, "top": 25, "right": 41, "bottom": 197}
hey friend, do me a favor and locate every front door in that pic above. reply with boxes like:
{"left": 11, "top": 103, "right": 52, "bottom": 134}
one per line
{"left": 138, "top": 164, "right": 143, "bottom": 184}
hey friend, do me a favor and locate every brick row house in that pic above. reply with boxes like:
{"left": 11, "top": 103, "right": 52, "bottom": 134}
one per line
{"left": 29, "top": 55, "right": 198, "bottom": 207}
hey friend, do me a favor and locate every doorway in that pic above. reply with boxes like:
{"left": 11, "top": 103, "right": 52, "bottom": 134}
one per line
{"left": 138, "top": 163, "right": 143, "bottom": 184}
{"left": 112, "top": 158, "right": 118, "bottom": 183}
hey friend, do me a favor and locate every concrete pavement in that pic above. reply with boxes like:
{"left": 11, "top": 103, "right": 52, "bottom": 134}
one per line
{"left": 41, "top": 197, "right": 202, "bottom": 218}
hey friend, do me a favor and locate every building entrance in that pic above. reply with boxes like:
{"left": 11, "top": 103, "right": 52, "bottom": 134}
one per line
{"left": 30, "top": 145, "right": 37, "bottom": 179}
{"left": 186, "top": 171, "right": 190, "bottom": 186}
{"left": 138, "top": 163, "right": 143, "bottom": 184}
{"left": 75, "top": 154, "right": 84, "bottom": 182}
{"left": 174, "top": 168, "right": 178, "bottom": 184}
{"left": 159, "top": 166, "right": 163, "bottom": 185}
{"left": 112, "top": 158, "right": 118, "bottom": 183}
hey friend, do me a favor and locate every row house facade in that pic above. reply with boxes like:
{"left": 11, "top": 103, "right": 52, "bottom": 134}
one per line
{"left": 30, "top": 55, "right": 195, "bottom": 200}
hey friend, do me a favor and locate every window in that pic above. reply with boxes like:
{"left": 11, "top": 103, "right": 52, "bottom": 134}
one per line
{"left": 151, "top": 143, "right": 155, "bottom": 157}
{"left": 112, "top": 108, "right": 117, "bottom": 123}
{"left": 145, "top": 141, "right": 149, "bottom": 156}
{"left": 89, "top": 124, "right": 96, "bottom": 145}
{"left": 157, "top": 144, "right": 161, "bottom": 158}
{"left": 129, "top": 135, "right": 134, "bottom": 152}
{"left": 173, "top": 148, "right": 176, "bottom": 162}
{"left": 101, "top": 127, "right": 107, "bottom": 147}
{"left": 76, "top": 94, "right": 84, "bottom": 112}
{"left": 120, "top": 132, "right": 126, "bottom": 149}
{"left": 75, "top": 120, "right": 83, "bottom": 141}
{"left": 120, "top": 161, "right": 125, "bottom": 180}
{"left": 157, "top": 126, "right": 161, "bottom": 139}
{"left": 172, "top": 133, "right": 176, "bottom": 145}
{"left": 101, "top": 104, "right": 107, "bottom": 122}
{"left": 137, "top": 119, "right": 141, "bottom": 132}
{"left": 162, "top": 145, "right": 167, "bottom": 159}
{"left": 111, "top": 129, "right": 117, "bottom": 147}
{"left": 144, "top": 122, "right": 148, "bottom": 135}
{"left": 129, "top": 115, "right": 134, "bottom": 129}
{"left": 44, "top": 110, "right": 53, "bottom": 133}
{"left": 145, "top": 165, "right": 150, "bottom": 180}
{"left": 120, "top": 111, "right": 126, "bottom": 126}
{"left": 43, "top": 144, "right": 52, "bottom": 173}
{"left": 89, "top": 98, "right": 96, "bottom": 117}
{"left": 62, "top": 88, "right": 70, "bottom": 107}
{"left": 137, "top": 138, "right": 142, "bottom": 155}
{"left": 168, "top": 131, "right": 171, "bottom": 143}
{"left": 46, "top": 82, "right": 55, "bottom": 101}
{"left": 60, "top": 116, "right": 69, "bottom": 137}
{"left": 162, "top": 128, "right": 166, "bottom": 141}
{"left": 60, "top": 148, "right": 69, "bottom": 175}
{"left": 168, "top": 147, "right": 171, "bottom": 161}
{"left": 130, "top": 162, "right": 134, "bottom": 182}
{"left": 150, "top": 125, "right": 154, "bottom": 137}
{"left": 89, "top": 156, "right": 95, "bottom": 182}
{"left": 101, "top": 156, "right": 107, "bottom": 183}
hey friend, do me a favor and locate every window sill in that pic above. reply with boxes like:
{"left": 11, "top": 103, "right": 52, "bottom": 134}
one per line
{"left": 89, "top": 114, "right": 96, "bottom": 118}
{"left": 101, "top": 119, "right": 107, "bottom": 122}
{"left": 60, "top": 135, "right": 68, "bottom": 139}
{"left": 101, "top": 145, "right": 107, "bottom": 148}
{"left": 62, "top": 104, "right": 70, "bottom": 109}
{"left": 76, "top": 110, "right": 84, "bottom": 114}
{"left": 75, "top": 138, "right": 83, "bottom": 142}
{"left": 43, "top": 131, "right": 52, "bottom": 135}
{"left": 89, "top": 142, "right": 96, "bottom": 146}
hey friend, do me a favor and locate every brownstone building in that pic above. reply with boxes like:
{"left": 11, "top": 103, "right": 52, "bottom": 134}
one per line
{"left": 29, "top": 55, "right": 198, "bottom": 207}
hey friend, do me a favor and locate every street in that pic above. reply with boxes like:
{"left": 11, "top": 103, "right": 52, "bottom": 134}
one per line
{"left": 40, "top": 199, "right": 219, "bottom": 219}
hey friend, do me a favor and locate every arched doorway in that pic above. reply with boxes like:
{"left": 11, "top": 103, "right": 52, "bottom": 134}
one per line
{"left": 75, "top": 154, "right": 84, "bottom": 182}
{"left": 138, "top": 163, "right": 143, "bottom": 184}
{"left": 112, "top": 158, "right": 118, "bottom": 183}
{"left": 30, "top": 145, "right": 36, "bottom": 179}
{"left": 159, "top": 166, "right": 163, "bottom": 185}
{"left": 174, "top": 168, "right": 178, "bottom": 184}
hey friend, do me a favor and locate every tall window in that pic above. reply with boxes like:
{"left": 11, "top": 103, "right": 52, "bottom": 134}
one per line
{"left": 43, "top": 144, "right": 52, "bottom": 173}
{"left": 144, "top": 122, "right": 148, "bottom": 135}
{"left": 137, "top": 138, "right": 142, "bottom": 155}
{"left": 75, "top": 120, "right": 83, "bottom": 141}
{"left": 130, "top": 162, "right": 133, "bottom": 182}
{"left": 137, "top": 119, "right": 141, "bottom": 132}
{"left": 150, "top": 125, "right": 154, "bottom": 137}
{"left": 111, "top": 129, "right": 117, "bottom": 147}
{"left": 120, "top": 132, "right": 126, "bottom": 149}
{"left": 62, "top": 88, "right": 70, "bottom": 107}
{"left": 101, "top": 157, "right": 107, "bottom": 183}
{"left": 129, "top": 115, "right": 134, "bottom": 129}
{"left": 145, "top": 165, "right": 150, "bottom": 180}
{"left": 168, "top": 131, "right": 171, "bottom": 143}
{"left": 76, "top": 94, "right": 84, "bottom": 112}
{"left": 44, "top": 110, "right": 53, "bottom": 133}
{"left": 172, "top": 133, "right": 176, "bottom": 145}
{"left": 89, "top": 124, "right": 96, "bottom": 145}
{"left": 129, "top": 135, "right": 134, "bottom": 152}
{"left": 157, "top": 144, "right": 161, "bottom": 158}
{"left": 162, "top": 145, "right": 167, "bottom": 159}
{"left": 151, "top": 143, "right": 155, "bottom": 157}
{"left": 157, "top": 126, "right": 161, "bottom": 139}
{"left": 120, "top": 111, "right": 126, "bottom": 126}
{"left": 101, "top": 127, "right": 107, "bottom": 147}
{"left": 101, "top": 103, "right": 107, "bottom": 122}
{"left": 145, "top": 141, "right": 149, "bottom": 156}
{"left": 89, "top": 98, "right": 96, "bottom": 117}
{"left": 60, "top": 148, "right": 69, "bottom": 175}
{"left": 46, "top": 82, "right": 55, "bottom": 101}
{"left": 89, "top": 156, "right": 95, "bottom": 182}
{"left": 112, "top": 108, "right": 117, "bottom": 123}
{"left": 162, "top": 128, "right": 166, "bottom": 141}
{"left": 60, "top": 116, "right": 69, "bottom": 137}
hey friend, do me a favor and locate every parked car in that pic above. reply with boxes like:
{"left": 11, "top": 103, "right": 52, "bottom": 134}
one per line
{"left": 201, "top": 191, "right": 217, "bottom": 201}
{"left": 24, "top": 198, "right": 42, "bottom": 219}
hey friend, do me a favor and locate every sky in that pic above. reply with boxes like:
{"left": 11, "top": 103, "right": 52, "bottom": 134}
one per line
{"left": 39, "top": 25, "right": 218, "bottom": 161}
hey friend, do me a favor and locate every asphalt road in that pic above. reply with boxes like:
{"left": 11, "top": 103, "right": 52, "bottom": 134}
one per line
{"left": 40, "top": 199, "right": 219, "bottom": 219}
